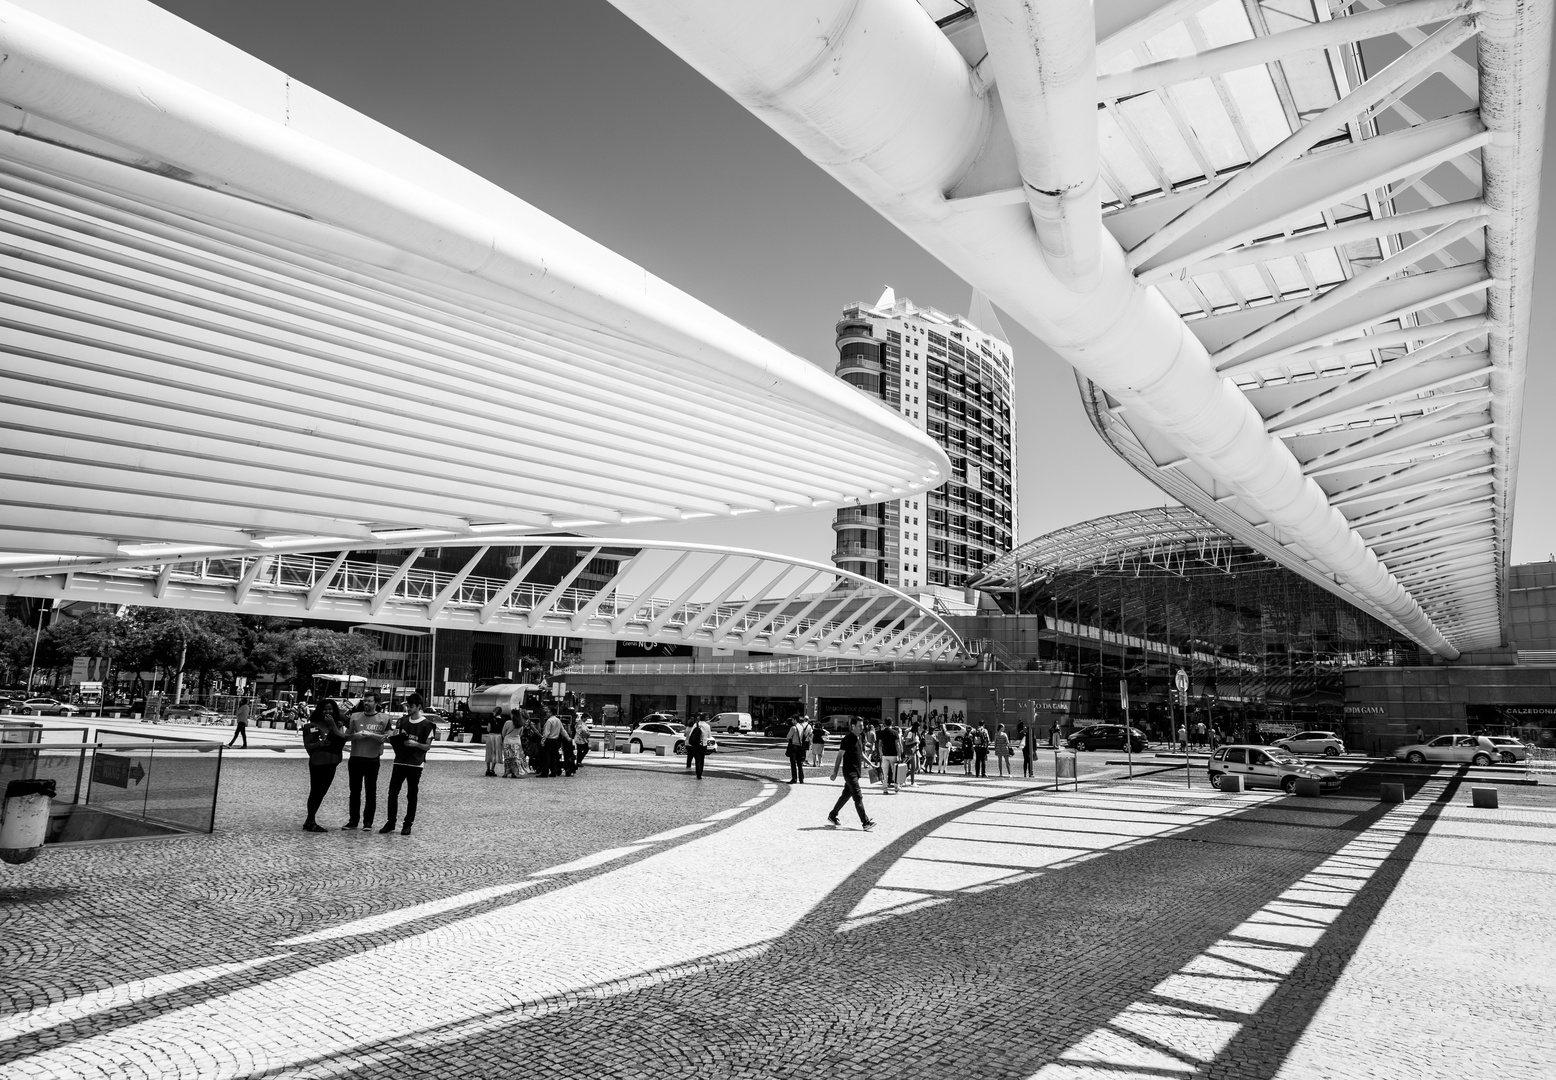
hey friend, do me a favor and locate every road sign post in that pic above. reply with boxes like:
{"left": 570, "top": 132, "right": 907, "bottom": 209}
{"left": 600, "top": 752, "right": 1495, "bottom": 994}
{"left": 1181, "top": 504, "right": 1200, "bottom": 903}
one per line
{"left": 1175, "top": 668, "right": 1190, "bottom": 788}
{"left": 1119, "top": 678, "right": 1132, "bottom": 778}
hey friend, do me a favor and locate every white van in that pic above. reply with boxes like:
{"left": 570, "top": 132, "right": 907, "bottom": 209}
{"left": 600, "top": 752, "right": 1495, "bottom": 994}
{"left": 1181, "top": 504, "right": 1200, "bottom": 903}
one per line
{"left": 711, "top": 711, "right": 753, "bottom": 734}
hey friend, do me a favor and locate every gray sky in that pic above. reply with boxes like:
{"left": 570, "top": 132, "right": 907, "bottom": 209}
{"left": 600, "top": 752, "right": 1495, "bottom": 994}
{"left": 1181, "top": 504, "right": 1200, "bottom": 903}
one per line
{"left": 153, "top": 0, "right": 1556, "bottom": 565}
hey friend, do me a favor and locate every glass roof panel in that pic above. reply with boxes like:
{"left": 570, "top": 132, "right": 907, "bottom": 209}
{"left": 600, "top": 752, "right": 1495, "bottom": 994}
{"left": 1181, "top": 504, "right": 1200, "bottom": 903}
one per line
{"left": 1221, "top": 68, "right": 1296, "bottom": 153}
{"left": 1117, "top": 95, "right": 1205, "bottom": 184}
{"left": 1171, "top": 79, "right": 1249, "bottom": 170}
{"left": 1195, "top": 0, "right": 1257, "bottom": 49}
{"left": 1098, "top": 109, "right": 1162, "bottom": 196}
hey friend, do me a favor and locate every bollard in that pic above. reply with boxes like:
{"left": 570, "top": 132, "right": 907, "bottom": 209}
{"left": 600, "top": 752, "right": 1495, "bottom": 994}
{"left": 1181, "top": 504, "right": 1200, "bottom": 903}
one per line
{"left": 655, "top": 745, "right": 668, "bottom": 757}
{"left": 1379, "top": 783, "right": 1407, "bottom": 804}
{"left": 1218, "top": 773, "right": 1245, "bottom": 793}
{"left": 1293, "top": 776, "right": 1323, "bottom": 797}
{"left": 1471, "top": 786, "right": 1499, "bottom": 809}
{"left": 0, "top": 778, "right": 56, "bottom": 865}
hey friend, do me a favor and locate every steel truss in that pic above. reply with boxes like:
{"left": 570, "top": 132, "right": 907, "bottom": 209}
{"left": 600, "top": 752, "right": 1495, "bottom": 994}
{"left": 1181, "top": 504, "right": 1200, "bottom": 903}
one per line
{"left": 611, "top": 0, "right": 1550, "bottom": 658}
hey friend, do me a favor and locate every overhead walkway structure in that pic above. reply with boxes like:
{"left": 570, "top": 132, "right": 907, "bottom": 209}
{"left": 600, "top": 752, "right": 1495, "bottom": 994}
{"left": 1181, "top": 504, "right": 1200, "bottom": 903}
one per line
{"left": 610, "top": 0, "right": 1550, "bottom": 659}
{"left": 0, "top": 538, "right": 967, "bottom": 664}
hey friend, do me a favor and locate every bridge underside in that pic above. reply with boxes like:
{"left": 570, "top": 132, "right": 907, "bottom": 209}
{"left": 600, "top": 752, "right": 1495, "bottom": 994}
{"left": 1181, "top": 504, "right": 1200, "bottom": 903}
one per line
{"left": 610, "top": 0, "right": 1550, "bottom": 658}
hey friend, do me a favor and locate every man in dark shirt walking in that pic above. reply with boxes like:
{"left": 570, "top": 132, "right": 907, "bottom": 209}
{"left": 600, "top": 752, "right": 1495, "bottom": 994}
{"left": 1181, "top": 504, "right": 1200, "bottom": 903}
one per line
{"left": 827, "top": 717, "right": 875, "bottom": 831}
{"left": 380, "top": 694, "right": 435, "bottom": 836}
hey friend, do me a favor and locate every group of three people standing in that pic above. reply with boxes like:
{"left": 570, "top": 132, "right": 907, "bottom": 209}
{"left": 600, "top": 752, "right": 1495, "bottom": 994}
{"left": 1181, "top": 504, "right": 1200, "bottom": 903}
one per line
{"left": 302, "top": 691, "right": 435, "bottom": 835}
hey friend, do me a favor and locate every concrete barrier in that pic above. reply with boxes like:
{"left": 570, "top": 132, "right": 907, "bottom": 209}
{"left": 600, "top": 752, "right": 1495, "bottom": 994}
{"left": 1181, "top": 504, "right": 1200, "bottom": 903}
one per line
{"left": 1380, "top": 783, "right": 1407, "bottom": 804}
{"left": 1293, "top": 776, "right": 1323, "bottom": 797}
{"left": 1471, "top": 786, "right": 1499, "bottom": 809}
{"left": 1218, "top": 773, "right": 1244, "bottom": 793}
{"left": 655, "top": 745, "right": 668, "bottom": 757}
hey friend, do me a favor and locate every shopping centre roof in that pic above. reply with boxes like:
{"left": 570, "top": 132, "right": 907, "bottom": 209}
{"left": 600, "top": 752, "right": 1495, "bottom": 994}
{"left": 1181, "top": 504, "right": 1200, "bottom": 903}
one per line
{"left": 974, "top": 507, "right": 1277, "bottom": 583}
{"left": 615, "top": 0, "right": 1549, "bottom": 658}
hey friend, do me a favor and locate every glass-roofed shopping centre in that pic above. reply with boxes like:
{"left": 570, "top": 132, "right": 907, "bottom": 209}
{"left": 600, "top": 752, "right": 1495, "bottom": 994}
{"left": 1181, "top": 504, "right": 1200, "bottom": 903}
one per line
{"left": 970, "top": 508, "right": 1426, "bottom": 742}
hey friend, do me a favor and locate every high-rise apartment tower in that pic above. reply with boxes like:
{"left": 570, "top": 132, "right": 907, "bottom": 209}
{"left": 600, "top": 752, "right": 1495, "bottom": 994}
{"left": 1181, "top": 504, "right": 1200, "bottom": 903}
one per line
{"left": 831, "top": 288, "right": 1016, "bottom": 601}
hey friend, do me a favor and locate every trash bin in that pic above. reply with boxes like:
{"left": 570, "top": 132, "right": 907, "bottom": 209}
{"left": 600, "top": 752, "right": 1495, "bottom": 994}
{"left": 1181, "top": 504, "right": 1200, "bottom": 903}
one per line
{"left": 1, "top": 778, "right": 56, "bottom": 865}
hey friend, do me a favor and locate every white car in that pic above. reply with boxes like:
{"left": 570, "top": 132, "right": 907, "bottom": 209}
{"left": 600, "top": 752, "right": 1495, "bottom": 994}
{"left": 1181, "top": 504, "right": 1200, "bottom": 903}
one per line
{"left": 20, "top": 697, "right": 78, "bottom": 716}
{"left": 1392, "top": 734, "right": 1498, "bottom": 766}
{"left": 627, "top": 721, "right": 717, "bottom": 756}
{"left": 1485, "top": 736, "right": 1528, "bottom": 763}
{"left": 1273, "top": 731, "right": 1345, "bottom": 757}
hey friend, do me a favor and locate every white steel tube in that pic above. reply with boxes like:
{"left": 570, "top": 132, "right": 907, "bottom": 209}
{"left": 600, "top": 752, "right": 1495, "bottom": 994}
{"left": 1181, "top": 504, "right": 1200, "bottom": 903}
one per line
{"left": 978, "top": 0, "right": 1102, "bottom": 290}
{"left": 609, "top": 0, "right": 1459, "bottom": 656}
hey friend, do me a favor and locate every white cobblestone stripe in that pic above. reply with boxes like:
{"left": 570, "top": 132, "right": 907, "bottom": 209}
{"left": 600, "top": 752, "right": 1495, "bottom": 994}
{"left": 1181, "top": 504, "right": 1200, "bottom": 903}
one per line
{"left": 1027, "top": 789, "right": 1445, "bottom": 1078}
{"left": 0, "top": 780, "right": 1002, "bottom": 1079}
{"left": 0, "top": 955, "right": 285, "bottom": 1043}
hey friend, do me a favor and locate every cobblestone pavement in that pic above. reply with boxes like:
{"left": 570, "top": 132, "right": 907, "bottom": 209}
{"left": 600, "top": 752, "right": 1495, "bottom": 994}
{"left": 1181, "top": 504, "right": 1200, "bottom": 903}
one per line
{"left": 1, "top": 752, "right": 1551, "bottom": 1079}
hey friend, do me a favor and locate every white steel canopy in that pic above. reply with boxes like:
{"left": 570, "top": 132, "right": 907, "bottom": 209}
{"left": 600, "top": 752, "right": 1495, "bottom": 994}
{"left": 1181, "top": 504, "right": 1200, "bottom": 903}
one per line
{"left": 610, "top": 0, "right": 1549, "bottom": 658}
{"left": 0, "top": 0, "right": 947, "bottom": 566}
{"left": 0, "top": 537, "right": 968, "bottom": 664}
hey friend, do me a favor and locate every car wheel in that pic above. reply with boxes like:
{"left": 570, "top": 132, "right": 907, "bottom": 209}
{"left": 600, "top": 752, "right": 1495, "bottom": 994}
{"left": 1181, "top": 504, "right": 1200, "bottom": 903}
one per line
{"left": 1472, "top": 753, "right": 1492, "bottom": 766}
{"left": 1501, "top": 752, "right": 1517, "bottom": 764}
{"left": 629, "top": 738, "right": 643, "bottom": 753}
{"left": 1208, "top": 771, "right": 1223, "bottom": 787}
{"left": 1324, "top": 746, "right": 1339, "bottom": 757}
{"left": 1406, "top": 751, "right": 1425, "bottom": 764}
{"left": 673, "top": 740, "right": 686, "bottom": 755}
{"left": 1074, "top": 740, "right": 1087, "bottom": 752}
{"left": 1281, "top": 775, "right": 1298, "bottom": 795}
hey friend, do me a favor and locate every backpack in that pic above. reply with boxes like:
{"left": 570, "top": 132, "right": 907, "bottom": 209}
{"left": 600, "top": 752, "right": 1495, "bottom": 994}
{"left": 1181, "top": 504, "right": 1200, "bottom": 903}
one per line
{"left": 687, "top": 722, "right": 705, "bottom": 748}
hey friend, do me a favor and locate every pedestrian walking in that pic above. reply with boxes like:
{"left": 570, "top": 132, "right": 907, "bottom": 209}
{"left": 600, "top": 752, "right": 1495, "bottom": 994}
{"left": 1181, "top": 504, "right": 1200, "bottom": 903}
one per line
{"left": 971, "top": 721, "right": 990, "bottom": 777}
{"left": 501, "top": 712, "right": 526, "bottom": 778}
{"left": 560, "top": 715, "right": 578, "bottom": 776}
{"left": 574, "top": 713, "right": 591, "bottom": 769}
{"left": 301, "top": 700, "right": 348, "bottom": 833}
{"left": 380, "top": 694, "right": 435, "bottom": 836}
{"left": 786, "top": 714, "right": 811, "bottom": 784}
{"left": 902, "top": 722, "right": 920, "bottom": 787}
{"left": 1177, "top": 723, "right": 1188, "bottom": 750}
{"left": 994, "top": 723, "right": 1011, "bottom": 776}
{"left": 1194, "top": 720, "right": 1207, "bottom": 749}
{"left": 540, "top": 711, "right": 565, "bottom": 777}
{"left": 1018, "top": 722, "right": 1034, "bottom": 778}
{"left": 810, "top": 718, "right": 826, "bottom": 767}
{"left": 344, "top": 692, "right": 390, "bottom": 830}
{"left": 934, "top": 722, "right": 950, "bottom": 772}
{"left": 228, "top": 696, "right": 251, "bottom": 748}
{"left": 483, "top": 709, "right": 504, "bottom": 777}
{"left": 877, "top": 720, "right": 900, "bottom": 794}
{"left": 827, "top": 717, "right": 875, "bottom": 831}
{"left": 686, "top": 714, "right": 712, "bottom": 779}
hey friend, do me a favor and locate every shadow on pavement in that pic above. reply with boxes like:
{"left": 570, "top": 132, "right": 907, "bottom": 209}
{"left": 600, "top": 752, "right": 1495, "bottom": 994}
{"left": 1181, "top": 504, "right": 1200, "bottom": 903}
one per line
{"left": 291, "top": 772, "right": 1461, "bottom": 1080}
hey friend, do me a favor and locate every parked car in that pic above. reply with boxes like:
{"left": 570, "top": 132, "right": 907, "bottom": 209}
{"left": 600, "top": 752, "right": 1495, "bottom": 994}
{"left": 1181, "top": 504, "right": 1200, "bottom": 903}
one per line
{"left": 627, "top": 720, "right": 716, "bottom": 756}
{"left": 1208, "top": 744, "right": 1342, "bottom": 794}
{"left": 20, "top": 697, "right": 78, "bottom": 716}
{"left": 641, "top": 711, "right": 681, "bottom": 726}
{"left": 1064, "top": 724, "right": 1148, "bottom": 753}
{"left": 163, "top": 704, "right": 229, "bottom": 723}
{"left": 818, "top": 714, "right": 861, "bottom": 737}
{"left": 762, "top": 716, "right": 805, "bottom": 738}
{"left": 710, "top": 711, "right": 753, "bottom": 734}
{"left": 1392, "top": 734, "right": 1498, "bottom": 766}
{"left": 1485, "top": 735, "right": 1528, "bottom": 763}
{"left": 1272, "top": 731, "right": 1346, "bottom": 757}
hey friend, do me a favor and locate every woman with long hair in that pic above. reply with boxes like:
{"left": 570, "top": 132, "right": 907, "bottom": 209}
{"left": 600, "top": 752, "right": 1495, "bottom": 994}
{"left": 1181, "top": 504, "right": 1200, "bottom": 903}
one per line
{"left": 302, "top": 699, "right": 349, "bottom": 832}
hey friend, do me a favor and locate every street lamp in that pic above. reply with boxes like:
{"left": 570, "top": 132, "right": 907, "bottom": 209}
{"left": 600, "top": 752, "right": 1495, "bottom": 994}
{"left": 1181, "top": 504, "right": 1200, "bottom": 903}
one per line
{"left": 25, "top": 600, "right": 48, "bottom": 693}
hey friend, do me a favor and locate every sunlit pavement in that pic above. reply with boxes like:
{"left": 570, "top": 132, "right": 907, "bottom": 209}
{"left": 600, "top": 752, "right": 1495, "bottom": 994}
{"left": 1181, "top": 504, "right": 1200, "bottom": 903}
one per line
{"left": 1, "top": 752, "right": 1551, "bottom": 1079}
